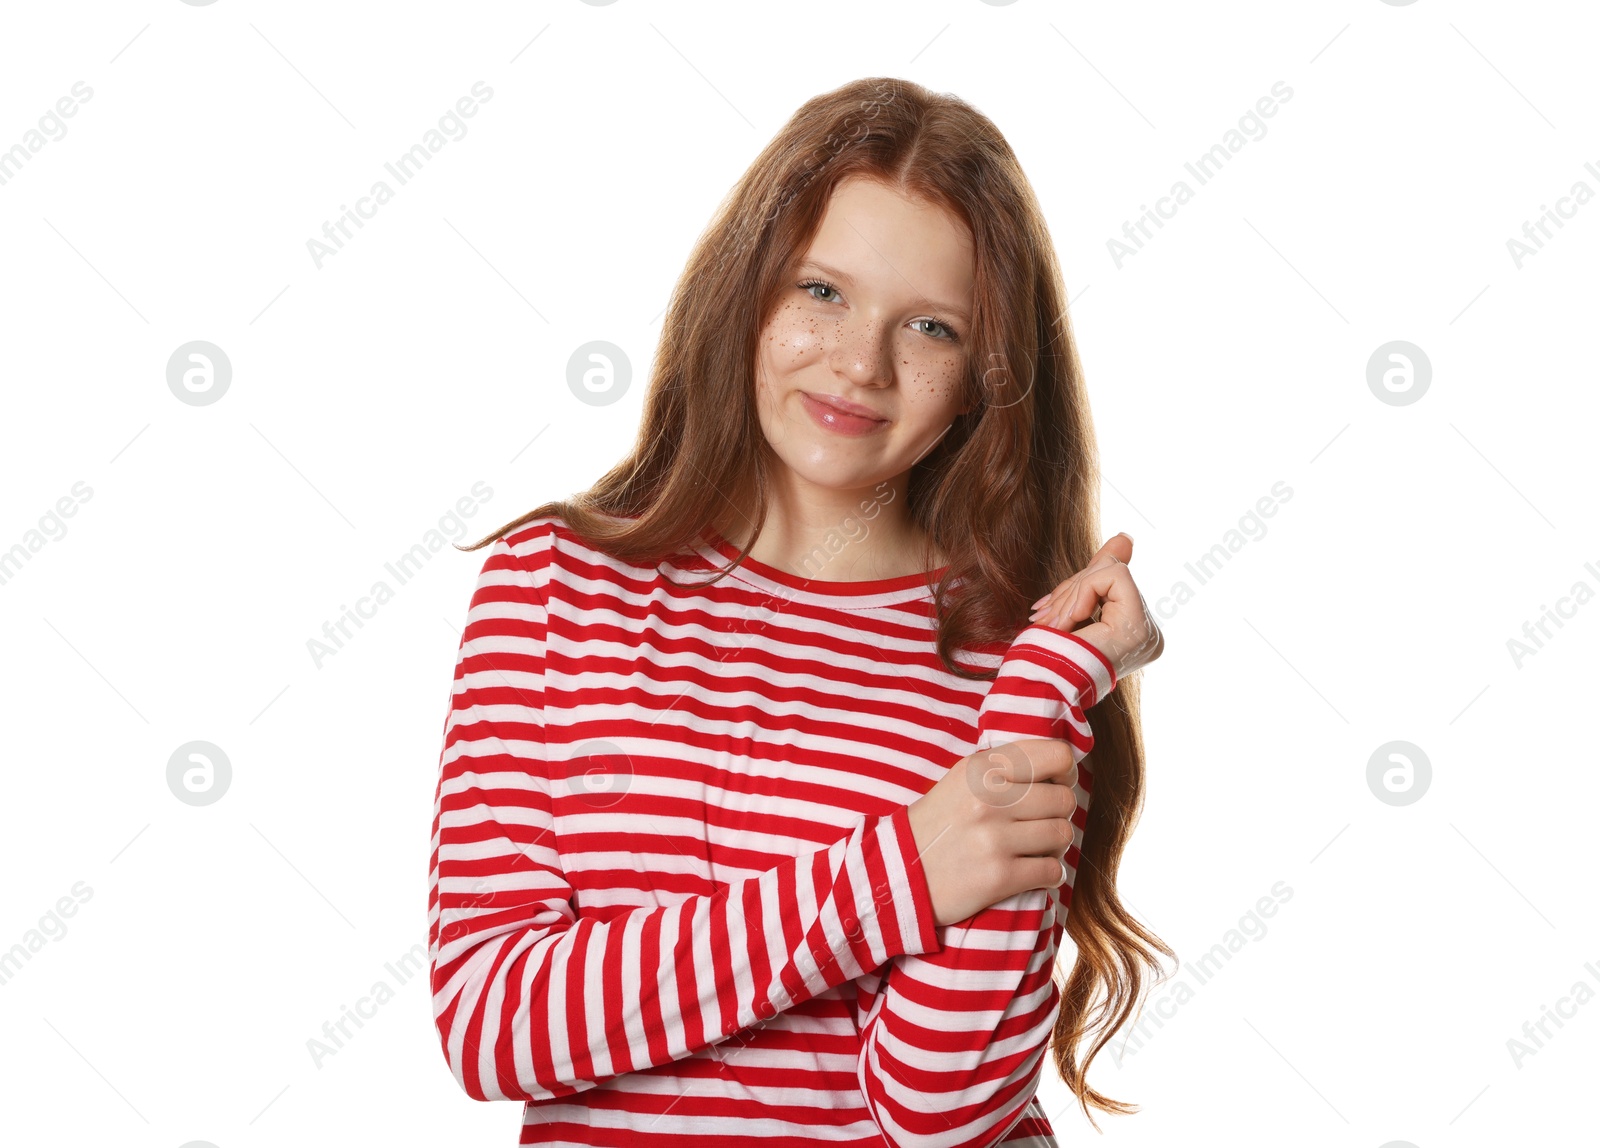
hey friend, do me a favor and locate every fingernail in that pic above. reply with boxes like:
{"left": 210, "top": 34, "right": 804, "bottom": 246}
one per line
{"left": 1030, "top": 595, "right": 1049, "bottom": 609}
{"left": 1119, "top": 532, "right": 1133, "bottom": 543}
{"left": 1028, "top": 610, "right": 1041, "bottom": 622}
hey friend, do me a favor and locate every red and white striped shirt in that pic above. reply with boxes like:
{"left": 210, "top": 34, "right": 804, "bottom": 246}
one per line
{"left": 428, "top": 515, "right": 1115, "bottom": 1147}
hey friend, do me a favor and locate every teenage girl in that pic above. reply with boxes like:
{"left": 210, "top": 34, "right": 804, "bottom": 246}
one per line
{"left": 429, "top": 76, "right": 1168, "bottom": 1147}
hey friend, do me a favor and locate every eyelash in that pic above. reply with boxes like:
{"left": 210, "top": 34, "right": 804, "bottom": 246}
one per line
{"left": 796, "top": 278, "right": 961, "bottom": 344}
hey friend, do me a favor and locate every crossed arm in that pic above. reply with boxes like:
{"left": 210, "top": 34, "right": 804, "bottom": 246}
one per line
{"left": 428, "top": 535, "right": 1113, "bottom": 1138}
{"left": 852, "top": 623, "right": 1113, "bottom": 1148}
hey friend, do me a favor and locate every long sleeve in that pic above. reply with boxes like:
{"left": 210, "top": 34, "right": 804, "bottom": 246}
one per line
{"left": 427, "top": 535, "right": 945, "bottom": 1103}
{"left": 855, "top": 623, "right": 1116, "bottom": 1148}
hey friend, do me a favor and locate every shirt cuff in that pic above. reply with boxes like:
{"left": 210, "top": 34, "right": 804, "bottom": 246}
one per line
{"left": 1007, "top": 623, "right": 1117, "bottom": 708}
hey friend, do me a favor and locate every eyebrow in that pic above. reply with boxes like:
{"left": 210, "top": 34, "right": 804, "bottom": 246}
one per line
{"left": 796, "top": 259, "right": 973, "bottom": 325}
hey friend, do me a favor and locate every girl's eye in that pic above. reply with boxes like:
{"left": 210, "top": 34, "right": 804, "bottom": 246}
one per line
{"left": 799, "top": 278, "right": 840, "bottom": 304}
{"left": 911, "top": 318, "right": 958, "bottom": 342}
{"left": 797, "top": 279, "right": 961, "bottom": 343}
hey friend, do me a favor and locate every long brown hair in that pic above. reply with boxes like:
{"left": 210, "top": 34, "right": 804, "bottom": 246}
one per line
{"left": 459, "top": 75, "right": 1172, "bottom": 1127}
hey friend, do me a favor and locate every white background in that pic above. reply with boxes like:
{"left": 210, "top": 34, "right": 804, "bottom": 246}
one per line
{"left": 1, "top": 1, "right": 1596, "bottom": 1145}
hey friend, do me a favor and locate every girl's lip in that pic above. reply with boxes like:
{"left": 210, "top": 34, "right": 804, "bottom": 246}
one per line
{"left": 804, "top": 391, "right": 886, "bottom": 420}
{"left": 799, "top": 391, "right": 889, "bottom": 436}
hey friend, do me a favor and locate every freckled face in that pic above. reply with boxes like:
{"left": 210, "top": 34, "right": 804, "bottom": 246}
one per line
{"left": 754, "top": 175, "right": 975, "bottom": 491}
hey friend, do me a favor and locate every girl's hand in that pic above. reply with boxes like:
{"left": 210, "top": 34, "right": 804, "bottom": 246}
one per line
{"left": 906, "top": 738, "right": 1082, "bottom": 928}
{"left": 1027, "top": 532, "right": 1164, "bottom": 683}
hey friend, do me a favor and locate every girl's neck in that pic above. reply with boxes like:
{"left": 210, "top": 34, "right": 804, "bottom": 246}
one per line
{"left": 712, "top": 512, "right": 947, "bottom": 582}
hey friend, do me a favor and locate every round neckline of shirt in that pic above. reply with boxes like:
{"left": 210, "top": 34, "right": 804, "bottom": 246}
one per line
{"left": 692, "top": 531, "right": 950, "bottom": 605}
